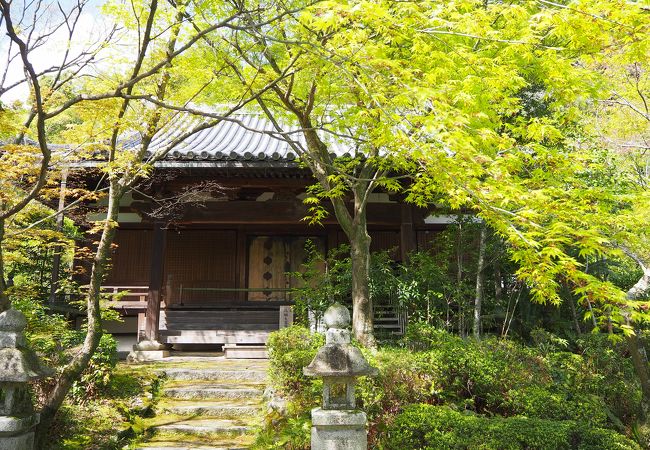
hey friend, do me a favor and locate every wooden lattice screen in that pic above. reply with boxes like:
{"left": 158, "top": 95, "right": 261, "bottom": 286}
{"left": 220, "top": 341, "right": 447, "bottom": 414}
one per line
{"left": 105, "top": 229, "right": 153, "bottom": 285}
{"left": 164, "top": 229, "right": 237, "bottom": 304}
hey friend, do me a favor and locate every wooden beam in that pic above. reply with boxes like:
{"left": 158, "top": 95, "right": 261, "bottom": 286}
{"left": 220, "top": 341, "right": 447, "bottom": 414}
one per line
{"left": 145, "top": 222, "right": 167, "bottom": 341}
{"left": 137, "top": 201, "right": 406, "bottom": 226}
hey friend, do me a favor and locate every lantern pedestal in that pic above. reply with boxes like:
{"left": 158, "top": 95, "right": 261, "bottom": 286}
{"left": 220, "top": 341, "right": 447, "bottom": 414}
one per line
{"left": 0, "top": 415, "right": 39, "bottom": 450}
{"left": 303, "top": 303, "right": 378, "bottom": 450}
{"left": 127, "top": 340, "right": 170, "bottom": 363}
{"left": 0, "top": 309, "right": 50, "bottom": 450}
{"left": 311, "top": 408, "right": 367, "bottom": 450}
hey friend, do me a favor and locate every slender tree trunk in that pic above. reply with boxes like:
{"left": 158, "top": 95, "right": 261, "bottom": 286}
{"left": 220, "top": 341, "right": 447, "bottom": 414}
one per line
{"left": 0, "top": 217, "right": 9, "bottom": 312}
{"left": 349, "top": 223, "right": 374, "bottom": 347}
{"left": 569, "top": 298, "right": 582, "bottom": 335}
{"left": 456, "top": 223, "right": 464, "bottom": 336}
{"left": 49, "top": 169, "right": 68, "bottom": 304}
{"left": 35, "top": 183, "right": 122, "bottom": 445}
{"left": 494, "top": 263, "right": 503, "bottom": 303}
{"left": 473, "top": 226, "right": 486, "bottom": 339}
{"left": 624, "top": 263, "right": 650, "bottom": 421}
{"left": 627, "top": 330, "right": 650, "bottom": 420}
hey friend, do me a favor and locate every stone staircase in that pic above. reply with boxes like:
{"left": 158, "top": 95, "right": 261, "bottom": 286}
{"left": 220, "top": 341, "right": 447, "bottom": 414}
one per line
{"left": 135, "top": 355, "right": 268, "bottom": 450}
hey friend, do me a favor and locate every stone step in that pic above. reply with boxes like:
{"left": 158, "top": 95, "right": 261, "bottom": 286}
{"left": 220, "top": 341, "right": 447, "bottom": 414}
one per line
{"left": 164, "top": 384, "right": 263, "bottom": 400}
{"left": 161, "top": 401, "right": 261, "bottom": 418}
{"left": 154, "top": 418, "right": 252, "bottom": 436}
{"left": 162, "top": 368, "right": 267, "bottom": 383}
{"left": 135, "top": 447, "right": 246, "bottom": 450}
{"left": 223, "top": 344, "right": 268, "bottom": 359}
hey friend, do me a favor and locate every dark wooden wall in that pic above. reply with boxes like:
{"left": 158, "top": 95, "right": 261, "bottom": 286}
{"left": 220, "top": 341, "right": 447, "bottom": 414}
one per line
{"left": 101, "top": 192, "right": 448, "bottom": 307}
{"left": 105, "top": 229, "right": 152, "bottom": 285}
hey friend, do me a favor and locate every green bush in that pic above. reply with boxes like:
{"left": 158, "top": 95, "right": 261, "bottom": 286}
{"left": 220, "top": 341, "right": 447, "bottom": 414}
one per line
{"left": 386, "top": 404, "right": 640, "bottom": 450}
{"left": 267, "top": 325, "right": 324, "bottom": 396}
{"left": 263, "top": 326, "right": 641, "bottom": 448}
{"left": 69, "top": 333, "right": 119, "bottom": 401}
{"left": 46, "top": 365, "right": 163, "bottom": 450}
{"left": 256, "top": 326, "right": 325, "bottom": 449}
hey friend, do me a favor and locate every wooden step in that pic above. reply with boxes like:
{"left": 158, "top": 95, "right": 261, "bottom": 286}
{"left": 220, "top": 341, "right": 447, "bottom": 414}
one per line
{"left": 160, "top": 323, "right": 277, "bottom": 332}
{"left": 160, "top": 330, "right": 271, "bottom": 345}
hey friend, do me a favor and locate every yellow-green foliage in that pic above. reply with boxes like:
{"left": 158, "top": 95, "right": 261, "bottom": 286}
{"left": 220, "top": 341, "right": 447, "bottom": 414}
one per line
{"left": 261, "top": 325, "right": 643, "bottom": 449}
{"left": 45, "top": 364, "right": 163, "bottom": 450}
{"left": 387, "top": 404, "right": 640, "bottom": 450}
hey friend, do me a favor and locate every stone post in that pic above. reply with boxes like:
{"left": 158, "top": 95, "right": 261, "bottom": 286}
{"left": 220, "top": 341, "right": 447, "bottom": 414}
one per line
{"left": 304, "top": 303, "right": 378, "bottom": 450}
{"left": 0, "top": 309, "right": 49, "bottom": 450}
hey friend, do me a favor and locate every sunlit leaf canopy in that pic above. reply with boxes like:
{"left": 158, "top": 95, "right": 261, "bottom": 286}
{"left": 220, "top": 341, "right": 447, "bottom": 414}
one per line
{"left": 6, "top": 0, "right": 648, "bottom": 325}
{"left": 174, "top": 0, "right": 650, "bottom": 317}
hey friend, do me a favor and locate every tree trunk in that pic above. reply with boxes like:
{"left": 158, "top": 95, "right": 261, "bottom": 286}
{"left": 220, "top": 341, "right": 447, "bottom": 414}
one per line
{"left": 625, "top": 263, "right": 650, "bottom": 421}
{"left": 494, "top": 262, "right": 503, "bottom": 303}
{"left": 349, "top": 225, "right": 375, "bottom": 347}
{"left": 0, "top": 217, "right": 9, "bottom": 312}
{"left": 473, "top": 226, "right": 486, "bottom": 340}
{"left": 456, "top": 223, "right": 464, "bottom": 336}
{"left": 569, "top": 297, "right": 582, "bottom": 335}
{"left": 627, "top": 331, "right": 650, "bottom": 420}
{"left": 35, "top": 183, "right": 122, "bottom": 445}
{"left": 49, "top": 169, "right": 68, "bottom": 304}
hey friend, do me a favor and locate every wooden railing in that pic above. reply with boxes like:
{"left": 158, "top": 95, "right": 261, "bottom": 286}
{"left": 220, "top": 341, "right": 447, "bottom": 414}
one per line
{"left": 101, "top": 286, "right": 150, "bottom": 312}
{"left": 101, "top": 285, "right": 149, "bottom": 301}
{"left": 176, "top": 286, "right": 293, "bottom": 304}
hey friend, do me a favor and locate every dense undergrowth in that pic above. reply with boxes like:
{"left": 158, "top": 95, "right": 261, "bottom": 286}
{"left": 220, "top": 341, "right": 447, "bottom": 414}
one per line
{"left": 255, "top": 324, "right": 647, "bottom": 449}
{"left": 44, "top": 361, "right": 163, "bottom": 450}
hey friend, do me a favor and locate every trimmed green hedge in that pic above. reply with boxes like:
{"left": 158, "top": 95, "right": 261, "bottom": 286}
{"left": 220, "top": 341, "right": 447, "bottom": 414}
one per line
{"left": 386, "top": 404, "right": 640, "bottom": 450}
{"left": 259, "top": 325, "right": 642, "bottom": 449}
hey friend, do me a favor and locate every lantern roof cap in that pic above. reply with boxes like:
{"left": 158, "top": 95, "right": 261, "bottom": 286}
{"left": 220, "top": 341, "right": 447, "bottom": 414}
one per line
{"left": 0, "top": 309, "right": 26, "bottom": 332}
{"left": 304, "top": 304, "right": 378, "bottom": 378}
{"left": 0, "top": 309, "right": 51, "bottom": 382}
{"left": 304, "top": 344, "right": 378, "bottom": 378}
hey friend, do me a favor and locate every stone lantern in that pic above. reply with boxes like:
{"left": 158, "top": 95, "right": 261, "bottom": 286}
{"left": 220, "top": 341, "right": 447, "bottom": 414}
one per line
{"left": 304, "top": 303, "right": 378, "bottom": 450}
{"left": 0, "top": 309, "right": 49, "bottom": 450}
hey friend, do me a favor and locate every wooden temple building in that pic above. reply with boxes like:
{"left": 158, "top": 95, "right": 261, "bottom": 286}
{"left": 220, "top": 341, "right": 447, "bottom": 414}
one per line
{"left": 70, "top": 113, "right": 446, "bottom": 357}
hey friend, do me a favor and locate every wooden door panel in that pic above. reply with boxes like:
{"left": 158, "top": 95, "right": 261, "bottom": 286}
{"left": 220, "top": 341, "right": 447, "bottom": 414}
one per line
{"left": 247, "top": 236, "right": 324, "bottom": 301}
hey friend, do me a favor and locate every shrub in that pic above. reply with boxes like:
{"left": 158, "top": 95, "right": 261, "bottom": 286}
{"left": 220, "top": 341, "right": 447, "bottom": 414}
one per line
{"left": 46, "top": 364, "right": 164, "bottom": 450}
{"left": 267, "top": 325, "right": 324, "bottom": 396}
{"left": 386, "top": 404, "right": 640, "bottom": 450}
{"left": 256, "top": 326, "right": 325, "bottom": 449}
{"left": 263, "top": 326, "right": 641, "bottom": 448}
{"left": 70, "top": 333, "right": 119, "bottom": 401}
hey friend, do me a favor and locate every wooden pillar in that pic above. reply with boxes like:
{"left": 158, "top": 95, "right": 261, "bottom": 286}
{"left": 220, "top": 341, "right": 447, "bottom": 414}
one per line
{"left": 145, "top": 222, "right": 166, "bottom": 342}
{"left": 236, "top": 228, "right": 247, "bottom": 302}
{"left": 400, "top": 204, "right": 417, "bottom": 262}
{"left": 49, "top": 169, "right": 68, "bottom": 304}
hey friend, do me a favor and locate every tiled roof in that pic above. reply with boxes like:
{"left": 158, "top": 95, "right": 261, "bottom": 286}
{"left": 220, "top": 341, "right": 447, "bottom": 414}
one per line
{"left": 128, "top": 112, "right": 350, "bottom": 164}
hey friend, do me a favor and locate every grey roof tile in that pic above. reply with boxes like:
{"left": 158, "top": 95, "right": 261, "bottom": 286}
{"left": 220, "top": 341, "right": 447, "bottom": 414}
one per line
{"left": 134, "top": 112, "right": 347, "bottom": 164}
